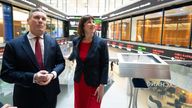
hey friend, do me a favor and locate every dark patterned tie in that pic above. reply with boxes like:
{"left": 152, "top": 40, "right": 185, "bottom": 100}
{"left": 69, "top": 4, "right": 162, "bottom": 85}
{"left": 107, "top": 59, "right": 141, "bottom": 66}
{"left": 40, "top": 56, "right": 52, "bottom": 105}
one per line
{"left": 35, "top": 37, "right": 44, "bottom": 69}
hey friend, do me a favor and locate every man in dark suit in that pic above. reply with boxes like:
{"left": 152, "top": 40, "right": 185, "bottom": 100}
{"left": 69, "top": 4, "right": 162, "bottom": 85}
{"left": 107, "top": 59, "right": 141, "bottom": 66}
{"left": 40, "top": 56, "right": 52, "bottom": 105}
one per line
{"left": 0, "top": 8, "right": 65, "bottom": 108}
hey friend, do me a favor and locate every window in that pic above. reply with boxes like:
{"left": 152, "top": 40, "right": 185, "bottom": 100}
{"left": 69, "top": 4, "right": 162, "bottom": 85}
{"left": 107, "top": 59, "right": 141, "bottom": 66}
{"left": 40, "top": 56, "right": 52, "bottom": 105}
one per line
{"left": 163, "top": 6, "right": 192, "bottom": 47}
{"left": 114, "top": 20, "right": 121, "bottom": 40}
{"left": 46, "top": 17, "right": 51, "bottom": 36}
{"left": 0, "top": 4, "right": 4, "bottom": 43}
{"left": 13, "top": 7, "right": 29, "bottom": 38}
{"left": 144, "top": 12, "right": 163, "bottom": 44}
{"left": 107, "top": 22, "right": 114, "bottom": 39}
{"left": 58, "top": 20, "right": 64, "bottom": 37}
{"left": 122, "top": 18, "right": 131, "bottom": 41}
{"left": 131, "top": 15, "right": 144, "bottom": 42}
{"left": 50, "top": 18, "right": 58, "bottom": 38}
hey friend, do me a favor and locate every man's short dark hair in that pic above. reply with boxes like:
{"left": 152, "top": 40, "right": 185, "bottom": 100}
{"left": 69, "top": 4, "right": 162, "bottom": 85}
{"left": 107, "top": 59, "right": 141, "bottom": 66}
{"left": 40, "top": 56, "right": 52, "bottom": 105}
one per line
{"left": 28, "top": 8, "right": 46, "bottom": 18}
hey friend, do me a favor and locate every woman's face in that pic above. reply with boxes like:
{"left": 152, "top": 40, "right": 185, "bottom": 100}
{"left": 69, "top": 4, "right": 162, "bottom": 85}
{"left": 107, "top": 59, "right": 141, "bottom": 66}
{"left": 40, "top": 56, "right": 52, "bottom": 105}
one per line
{"left": 83, "top": 18, "right": 95, "bottom": 34}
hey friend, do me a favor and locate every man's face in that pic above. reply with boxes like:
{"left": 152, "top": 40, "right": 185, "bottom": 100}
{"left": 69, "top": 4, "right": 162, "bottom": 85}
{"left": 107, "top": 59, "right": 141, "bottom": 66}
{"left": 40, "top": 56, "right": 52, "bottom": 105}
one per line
{"left": 27, "top": 11, "right": 47, "bottom": 36}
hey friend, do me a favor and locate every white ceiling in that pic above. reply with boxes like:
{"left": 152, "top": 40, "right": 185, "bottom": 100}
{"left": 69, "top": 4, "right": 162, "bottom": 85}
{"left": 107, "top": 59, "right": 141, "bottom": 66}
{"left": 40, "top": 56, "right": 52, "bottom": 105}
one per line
{"left": 38, "top": 0, "right": 141, "bottom": 16}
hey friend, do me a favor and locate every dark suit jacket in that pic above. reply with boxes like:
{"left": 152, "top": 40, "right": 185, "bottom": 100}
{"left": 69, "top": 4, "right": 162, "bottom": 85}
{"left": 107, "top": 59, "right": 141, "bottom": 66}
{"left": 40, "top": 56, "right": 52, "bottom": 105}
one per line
{"left": 69, "top": 35, "right": 109, "bottom": 87}
{"left": 0, "top": 101, "right": 3, "bottom": 107}
{"left": 0, "top": 32, "right": 65, "bottom": 107}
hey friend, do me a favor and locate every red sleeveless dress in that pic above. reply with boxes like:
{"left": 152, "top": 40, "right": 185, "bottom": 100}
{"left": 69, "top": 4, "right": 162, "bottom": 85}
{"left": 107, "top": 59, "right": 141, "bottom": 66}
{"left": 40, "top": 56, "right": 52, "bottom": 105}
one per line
{"left": 74, "top": 42, "right": 101, "bottom": 108}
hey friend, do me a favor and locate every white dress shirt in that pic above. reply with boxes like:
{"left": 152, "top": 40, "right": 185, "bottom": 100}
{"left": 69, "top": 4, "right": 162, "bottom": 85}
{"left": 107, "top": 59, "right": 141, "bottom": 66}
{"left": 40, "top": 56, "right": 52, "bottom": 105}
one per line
{"left": 27, "top": 32, "right": 57, "bottom": 81}
{"left": 27, "top": 32, "right": 44, "bottom": 62}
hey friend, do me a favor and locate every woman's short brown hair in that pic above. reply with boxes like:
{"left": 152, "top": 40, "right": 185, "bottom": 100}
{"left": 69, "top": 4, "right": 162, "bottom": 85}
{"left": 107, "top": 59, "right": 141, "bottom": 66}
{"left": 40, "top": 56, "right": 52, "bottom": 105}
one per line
{"left": 77, "top": 15, "right": 94, "bottom": 37}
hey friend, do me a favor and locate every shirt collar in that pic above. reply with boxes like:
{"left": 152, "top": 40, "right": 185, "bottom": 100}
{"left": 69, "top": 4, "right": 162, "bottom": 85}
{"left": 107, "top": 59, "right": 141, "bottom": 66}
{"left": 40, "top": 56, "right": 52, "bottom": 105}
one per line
{"left": 27, "top": 32, "right": 44, "bottom": 40}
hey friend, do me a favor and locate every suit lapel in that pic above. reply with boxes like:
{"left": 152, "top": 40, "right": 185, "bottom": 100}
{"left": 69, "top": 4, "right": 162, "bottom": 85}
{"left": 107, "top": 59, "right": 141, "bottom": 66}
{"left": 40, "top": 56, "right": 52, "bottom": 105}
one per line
{"left": 21, "top": 34, "right": 39, "bottom": 69}
{"left": 43, "top": 35, "right": 49, "bottom": 67}
{"left": 85, "top": 36, "right": 97, "bottom": 61}
{"left": 76, "top": 37, "right": 82, "bottom": 60}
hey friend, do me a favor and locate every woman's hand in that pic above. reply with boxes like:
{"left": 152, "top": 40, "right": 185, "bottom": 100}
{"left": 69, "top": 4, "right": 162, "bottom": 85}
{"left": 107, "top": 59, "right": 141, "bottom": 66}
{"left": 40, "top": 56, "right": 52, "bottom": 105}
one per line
{"left": 94, "top": 84, "right": 104, "bottom": 103}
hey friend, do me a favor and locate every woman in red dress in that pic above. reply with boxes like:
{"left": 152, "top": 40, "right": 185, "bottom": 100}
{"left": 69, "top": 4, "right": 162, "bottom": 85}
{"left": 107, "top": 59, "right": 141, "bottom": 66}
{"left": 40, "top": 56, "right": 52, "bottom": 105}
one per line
{"left": 68, "top": 15, "right": 109, "bottom": 108}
